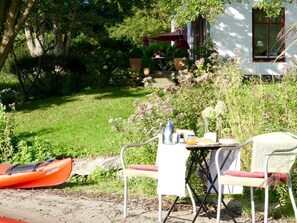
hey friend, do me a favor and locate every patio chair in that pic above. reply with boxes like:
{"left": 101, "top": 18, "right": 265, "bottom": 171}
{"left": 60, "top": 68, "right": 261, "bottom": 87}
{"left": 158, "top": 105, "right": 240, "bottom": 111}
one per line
{"left": 215, "top": 132, "right": 297, "bottom": 223}
{"left": 120, "top": 134, "right": 196, "bottom": 222}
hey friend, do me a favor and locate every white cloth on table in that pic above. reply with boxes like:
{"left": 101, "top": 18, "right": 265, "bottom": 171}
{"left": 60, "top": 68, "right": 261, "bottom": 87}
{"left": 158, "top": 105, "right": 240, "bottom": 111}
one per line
{"left": 157, "top": 143, "right": 190, "bottom": 197}
{"left": 208, "top": 149, "right": 243, "bottom": 194}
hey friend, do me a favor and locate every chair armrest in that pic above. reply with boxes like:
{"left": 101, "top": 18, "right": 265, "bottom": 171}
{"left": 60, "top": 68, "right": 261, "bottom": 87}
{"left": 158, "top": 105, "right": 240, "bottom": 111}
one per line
{"left": 120, "top": 135, "right": 159, "bottom": 170}
{"left": 215, "top": 139, "right": 253, "bottom": 176}
{"left": 264, "top": 144, "right": 297, "bottom": 179}
{"left": 266, "top": 144, "right": 297, "bottom": 156}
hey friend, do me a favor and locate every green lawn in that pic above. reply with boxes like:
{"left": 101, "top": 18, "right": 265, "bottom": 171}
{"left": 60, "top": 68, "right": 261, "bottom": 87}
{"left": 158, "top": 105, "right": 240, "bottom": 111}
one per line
{"left": 14, "top": 87, "right": 149, "bottom": 157}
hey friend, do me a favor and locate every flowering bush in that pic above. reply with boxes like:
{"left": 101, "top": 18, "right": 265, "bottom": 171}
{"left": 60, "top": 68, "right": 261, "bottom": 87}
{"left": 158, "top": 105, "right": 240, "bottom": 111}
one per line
{"left": 202, "top": 100, "right": 227, "bottom": 136}
{"left": 83, "top": 47, "right": 129, "bottom": 88}
{"left": 110, "top": 52, "right": 229, "bottom": 165}
{"left": 110, "top": 50, "right": 297, "bottom": 206}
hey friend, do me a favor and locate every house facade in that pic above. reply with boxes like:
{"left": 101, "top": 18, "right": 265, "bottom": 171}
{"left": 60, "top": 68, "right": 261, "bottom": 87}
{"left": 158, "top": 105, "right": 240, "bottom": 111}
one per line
{"left": 186, "top": 0, "right": 297, "bottom": 76}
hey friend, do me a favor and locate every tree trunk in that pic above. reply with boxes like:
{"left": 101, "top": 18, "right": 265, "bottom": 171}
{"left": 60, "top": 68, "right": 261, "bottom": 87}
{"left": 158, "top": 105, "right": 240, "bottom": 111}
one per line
{"left": 52, "top": 0, "right": 77, "bottom": 55}
{"left": 11, "top": 49, "right": 28, "bottom": 102}
{"left": 0, "top": 0, "right": 36, "bottom": 71}
{"left": 25, "top": 23, "right": 45, "bottom": 57}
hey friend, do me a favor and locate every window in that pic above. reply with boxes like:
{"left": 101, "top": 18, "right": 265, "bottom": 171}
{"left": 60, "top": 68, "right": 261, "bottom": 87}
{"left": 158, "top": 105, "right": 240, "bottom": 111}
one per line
{"left": 252, "top": 8, "right": 285, "bottom": 62}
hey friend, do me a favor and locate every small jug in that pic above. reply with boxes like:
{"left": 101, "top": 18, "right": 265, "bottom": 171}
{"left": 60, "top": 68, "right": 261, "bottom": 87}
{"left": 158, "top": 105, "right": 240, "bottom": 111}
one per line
{"left": 163, "top": 121, "right": 174, "bottom": 144}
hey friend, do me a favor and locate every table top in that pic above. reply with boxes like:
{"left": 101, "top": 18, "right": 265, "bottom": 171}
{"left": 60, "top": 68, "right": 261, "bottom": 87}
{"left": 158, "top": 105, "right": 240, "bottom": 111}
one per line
{"left": 186, "top": 142, "right": 239, "bottom": 150}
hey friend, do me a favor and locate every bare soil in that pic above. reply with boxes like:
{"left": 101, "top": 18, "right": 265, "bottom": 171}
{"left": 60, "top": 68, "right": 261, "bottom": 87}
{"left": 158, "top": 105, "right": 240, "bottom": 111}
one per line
{"left": 0, "top": 158, "right": 294, "bottom": 223}
{"left": 0, "top": 188, "right": 293, "bottom": 223}
{"left": 0, "top": 188, "right": 232, "bottom": 223}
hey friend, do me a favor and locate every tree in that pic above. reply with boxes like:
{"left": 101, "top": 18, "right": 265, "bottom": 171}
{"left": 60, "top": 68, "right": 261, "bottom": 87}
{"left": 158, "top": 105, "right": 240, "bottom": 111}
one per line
{"left": 0, "top": 0, "right": 36, "bottom": 71}
{"left": 159, "top": 0, "right": 292, "bottom": 27}
{"left": 108, "top": 2, "right": 170, "bottom": 46}
{"left": 24, "top": 0, "right": 79, "bottom": 56}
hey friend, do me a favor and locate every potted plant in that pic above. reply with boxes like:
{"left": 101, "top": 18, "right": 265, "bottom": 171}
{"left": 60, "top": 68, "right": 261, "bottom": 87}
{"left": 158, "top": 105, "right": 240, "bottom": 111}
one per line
{"left": 129, "top": 47, "right": 143, "bottom": 72}
{"left": 173, "top": 48, "right": 189, "bottom": 70}
{"left": 142, "top": 56, "right": 152, "bottom": 75}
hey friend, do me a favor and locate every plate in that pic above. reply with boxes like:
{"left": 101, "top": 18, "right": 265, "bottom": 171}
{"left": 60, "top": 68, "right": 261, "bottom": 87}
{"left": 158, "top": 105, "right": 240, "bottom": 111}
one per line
{"left": 196, "top": 142, "right": 220, "bottom": 147}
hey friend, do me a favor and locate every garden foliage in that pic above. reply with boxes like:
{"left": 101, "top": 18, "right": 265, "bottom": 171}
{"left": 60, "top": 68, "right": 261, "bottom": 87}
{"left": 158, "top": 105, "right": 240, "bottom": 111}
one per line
{"left": 0, "top": 103, "right": 14, "bottom": 162}
{"left": 10, "top": 54, "right": 86, "bottom": 100}
{"left": 110, "top": 53, "right": 297, "bottom": 203}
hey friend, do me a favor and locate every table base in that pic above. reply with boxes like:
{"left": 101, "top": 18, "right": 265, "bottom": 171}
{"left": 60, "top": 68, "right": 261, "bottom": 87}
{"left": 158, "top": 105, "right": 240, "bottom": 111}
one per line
{"left": 163, "top": 146, "right": 237, "bottom": 223}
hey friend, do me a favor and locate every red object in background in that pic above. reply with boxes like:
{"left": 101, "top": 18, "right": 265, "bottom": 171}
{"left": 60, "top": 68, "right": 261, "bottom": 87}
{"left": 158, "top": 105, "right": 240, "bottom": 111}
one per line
{"left": 142, "top": 35, "right": 149, "bottom": 47}
{"left": 150, "top": 31, "right": 182, "bottom": 41}
{"left": 0, "top": 216, "right": 28, "bottom": 223}
{"left": 176, "top": 38, "right": 190, "bottom": 49}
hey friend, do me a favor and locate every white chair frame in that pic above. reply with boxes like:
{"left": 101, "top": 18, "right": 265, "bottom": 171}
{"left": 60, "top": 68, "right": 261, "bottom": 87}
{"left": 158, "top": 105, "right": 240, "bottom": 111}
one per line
{"left": 215, "top": 133, "right": 297, "bottom": 223}
{"left": 120, "top": 135, "right": 196, "bottom": 222}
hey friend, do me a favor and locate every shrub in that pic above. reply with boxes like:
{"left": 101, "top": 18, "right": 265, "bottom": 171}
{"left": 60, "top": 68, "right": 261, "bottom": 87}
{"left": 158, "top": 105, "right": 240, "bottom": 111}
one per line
{"left": 11, "top": 138, "right": 58, "bottom": 164}
{"left": 10, "top": 136, "right": 82, "bottom": 164}
{"left": 11, "top": 54, "right": 86, "bottom": 99}
{"left": 0, "top": 103, "right": 14, "bottom": 162}
{"left": 129, "top": 47, "right": 143, "bottom": 58}
{"left": 109, "top": 68, "right": 144, "bottom": 87}
{"left": 83, "top": 47, "right": 129, "bottom": 88}
{"left": 0, "top": 88, "right": 19, "bottom": 106}
{"left": 173, "top": 48, "right": 189, "bottom": 58}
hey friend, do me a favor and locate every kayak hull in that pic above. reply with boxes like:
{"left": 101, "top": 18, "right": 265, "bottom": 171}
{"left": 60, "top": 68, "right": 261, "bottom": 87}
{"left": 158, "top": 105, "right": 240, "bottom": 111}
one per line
{"left": 0, "top": 158, "right": 72, "bottom": 189}
{"left": 0, "top": 216, "right": 28, "bottom": 223}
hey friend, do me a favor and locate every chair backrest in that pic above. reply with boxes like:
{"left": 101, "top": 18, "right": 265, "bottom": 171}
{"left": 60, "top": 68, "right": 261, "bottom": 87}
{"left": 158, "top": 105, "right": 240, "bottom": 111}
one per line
{"left": 251, "top": 132, "right": 297, "bottom": 173}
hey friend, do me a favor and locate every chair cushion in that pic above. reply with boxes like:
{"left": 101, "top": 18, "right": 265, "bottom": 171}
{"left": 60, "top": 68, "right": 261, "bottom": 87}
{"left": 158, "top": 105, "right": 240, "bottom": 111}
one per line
{"left": 128, "top": 164, "right": 158, "bottom": 172}
{"left": 224, "top": 170, "right": 288, "bottom": 181}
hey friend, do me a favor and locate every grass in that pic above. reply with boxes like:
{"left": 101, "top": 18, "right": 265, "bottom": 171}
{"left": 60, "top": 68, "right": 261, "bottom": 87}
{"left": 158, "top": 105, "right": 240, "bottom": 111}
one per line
{"left": 14, "top": 87, "right": 150, "bottom": 158}
{"left": 10, "top": 85, "right": 159, "bottom": 197}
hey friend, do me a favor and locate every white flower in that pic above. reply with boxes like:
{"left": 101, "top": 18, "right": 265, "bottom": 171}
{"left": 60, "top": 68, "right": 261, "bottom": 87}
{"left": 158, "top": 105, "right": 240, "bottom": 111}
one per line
{"left": 214, "top": 100, "right": 227, "bottom": 116}
{"left": 103, "top": 65, "right": 108, "bottom": 70}
{"left": 202, "top": 106, "right": 216, "bottom": 119}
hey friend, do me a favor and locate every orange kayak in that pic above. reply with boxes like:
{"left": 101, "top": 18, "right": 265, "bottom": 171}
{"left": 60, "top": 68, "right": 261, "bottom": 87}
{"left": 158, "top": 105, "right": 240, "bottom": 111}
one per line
{"left": 0, "top": 158, "right": 72, "bottom": 189}
{"left": 0, "top": 216, "right": 28, "bottom": 223}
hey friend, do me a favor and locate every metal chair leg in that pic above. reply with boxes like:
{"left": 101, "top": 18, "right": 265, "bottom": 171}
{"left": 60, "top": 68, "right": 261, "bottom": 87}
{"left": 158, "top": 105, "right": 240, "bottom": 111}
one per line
{"left": 124, "top": 176, "right": 128, "bottom": 218}
{"left": 264, "top": 185, "right": 269, "bottom": 223}
{"left": 216, "top": 184, "right": 223, "bottom": 223}
{"left": 250, "top": 187, "right": 255, "bottom": 223}
{"left": 158, "top": 194, "right": 162, "bottom": 222}
{"left": 186, "top": 183, "right": 196, "bottom": 215}
{"left": 287, "top": 179, "right": 297, "bottom": 222}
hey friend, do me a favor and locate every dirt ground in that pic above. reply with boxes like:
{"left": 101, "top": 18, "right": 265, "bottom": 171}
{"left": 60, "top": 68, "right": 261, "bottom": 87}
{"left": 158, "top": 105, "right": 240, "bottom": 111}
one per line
{"left": 0, "top": 188, "right": 296, "bottom": 223}
{"left": 0, "top": 188, "right": 242, "bottom": 223}
{"left": 0, "top": 158, "right": 294, "bottom": 223}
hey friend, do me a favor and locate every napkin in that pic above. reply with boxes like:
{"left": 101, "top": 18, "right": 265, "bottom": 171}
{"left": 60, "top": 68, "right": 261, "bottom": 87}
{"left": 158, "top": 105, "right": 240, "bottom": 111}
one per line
{"left": 157, "top": 143, "right": 190, "bottom": 197}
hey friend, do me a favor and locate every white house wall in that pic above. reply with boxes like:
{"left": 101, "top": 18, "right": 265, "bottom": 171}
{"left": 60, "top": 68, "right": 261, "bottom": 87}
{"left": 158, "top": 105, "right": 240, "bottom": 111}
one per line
{"left": 210, "top": 0, "right": 297, "bottom": 76}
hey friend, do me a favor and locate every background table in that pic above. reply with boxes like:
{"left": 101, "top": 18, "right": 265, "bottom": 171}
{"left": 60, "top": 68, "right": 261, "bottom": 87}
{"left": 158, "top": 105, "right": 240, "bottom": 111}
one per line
{"left": 163, "top": 143, "right": 239, "bottom": 223}
{"left": 151, "top": 57, "right": 173, "bottom": 71}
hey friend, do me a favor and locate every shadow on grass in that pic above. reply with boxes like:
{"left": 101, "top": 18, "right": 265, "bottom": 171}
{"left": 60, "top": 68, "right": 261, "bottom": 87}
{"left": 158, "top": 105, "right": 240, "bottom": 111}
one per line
{"left": 15, "top": 87, "right": 150, "bottom": 112}
{"left": 14, "top": 127, "right": 55, "bottom": 141}
{"left": 16, "top": 96, "right": 79, "bottom": 113}
{"left": 90, "top": 87, "right": 150, "bottom": 100}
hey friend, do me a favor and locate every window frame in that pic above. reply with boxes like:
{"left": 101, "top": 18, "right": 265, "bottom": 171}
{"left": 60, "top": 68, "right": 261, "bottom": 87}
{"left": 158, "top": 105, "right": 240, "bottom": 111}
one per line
{"left": 252, "top": 8, "right": 285, "bottom": 62}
